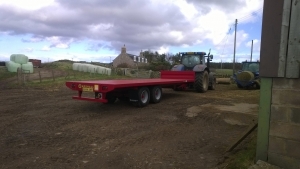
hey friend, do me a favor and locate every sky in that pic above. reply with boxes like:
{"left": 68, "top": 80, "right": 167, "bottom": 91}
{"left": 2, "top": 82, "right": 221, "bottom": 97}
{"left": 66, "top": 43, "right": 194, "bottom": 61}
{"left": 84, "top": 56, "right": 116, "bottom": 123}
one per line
{"left": 0, "top": 0, "right": 263, "bottom": 63}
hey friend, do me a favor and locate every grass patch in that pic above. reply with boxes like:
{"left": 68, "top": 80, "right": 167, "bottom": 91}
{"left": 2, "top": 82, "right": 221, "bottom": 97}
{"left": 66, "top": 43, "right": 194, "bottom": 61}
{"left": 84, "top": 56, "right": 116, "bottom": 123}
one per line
{"left": 215, "top": 69, "right": 233, "bottom": 76}
{"left": 24, "top": 71, "right": 129, "bottom": 89}
{"left": 223, "top": 134, "right": 257, "bottom": 169}
{"left": 0, "top": 67, "right": 17, "bottom": 81}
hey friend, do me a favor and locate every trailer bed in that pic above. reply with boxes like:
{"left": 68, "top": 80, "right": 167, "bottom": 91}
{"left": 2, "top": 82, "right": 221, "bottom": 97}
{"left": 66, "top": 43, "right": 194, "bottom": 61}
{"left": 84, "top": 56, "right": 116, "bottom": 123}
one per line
{"left": 65, "top": 71, "right": 196, "bottom": 106}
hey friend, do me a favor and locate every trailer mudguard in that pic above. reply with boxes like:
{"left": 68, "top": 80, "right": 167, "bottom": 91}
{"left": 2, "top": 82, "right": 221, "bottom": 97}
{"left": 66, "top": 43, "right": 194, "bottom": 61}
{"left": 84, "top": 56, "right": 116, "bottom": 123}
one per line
{"left": 171, "top": 64, "right": 184, "bottom": 71}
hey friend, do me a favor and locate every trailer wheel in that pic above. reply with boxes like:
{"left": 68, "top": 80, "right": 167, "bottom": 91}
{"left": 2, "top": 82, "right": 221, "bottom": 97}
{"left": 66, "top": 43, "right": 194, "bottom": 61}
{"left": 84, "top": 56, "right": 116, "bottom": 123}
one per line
{"left": 133, "top": 87, "right": 150, "bottom": 107}
{"left": 150, "top": 86, "right": 162, "bottom": 103}
{"left": 106, "top": 93, "right": 117, "bottom": 104}
{"left": 194, "top": 71, "right": 209, "bottom": 93}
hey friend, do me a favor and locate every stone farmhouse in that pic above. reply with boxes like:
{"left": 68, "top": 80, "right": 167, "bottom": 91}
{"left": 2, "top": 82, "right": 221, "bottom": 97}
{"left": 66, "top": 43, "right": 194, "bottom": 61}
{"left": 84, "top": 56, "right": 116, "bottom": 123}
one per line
{"left": 112, "top": 45, "right": 148, "bottom": 68}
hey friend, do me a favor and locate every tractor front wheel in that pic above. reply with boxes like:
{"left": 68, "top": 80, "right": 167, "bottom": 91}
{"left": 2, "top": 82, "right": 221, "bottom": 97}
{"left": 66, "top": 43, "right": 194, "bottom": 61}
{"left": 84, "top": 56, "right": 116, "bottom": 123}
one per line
{"left": 194, "top": 71, "right": 209, "bottom": 93}
{"left": 208, "top": 77, "right": 216, "bottom": 90}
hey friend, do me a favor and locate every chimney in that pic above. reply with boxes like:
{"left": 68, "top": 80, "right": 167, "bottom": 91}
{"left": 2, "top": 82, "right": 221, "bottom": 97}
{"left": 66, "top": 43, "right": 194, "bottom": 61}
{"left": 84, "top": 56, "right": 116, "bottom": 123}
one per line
{"left": 139, "top": 50, "right": 144, "bottom": 58}
{"left": 121, "top": 44, "right": 126, "bottom": 54}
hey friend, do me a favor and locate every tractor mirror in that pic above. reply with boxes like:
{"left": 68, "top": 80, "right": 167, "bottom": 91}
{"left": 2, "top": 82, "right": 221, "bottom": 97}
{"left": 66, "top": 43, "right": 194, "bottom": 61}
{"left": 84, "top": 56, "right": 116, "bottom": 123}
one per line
{"left": 210, "top": 55, "right": 213, "bottom": 59}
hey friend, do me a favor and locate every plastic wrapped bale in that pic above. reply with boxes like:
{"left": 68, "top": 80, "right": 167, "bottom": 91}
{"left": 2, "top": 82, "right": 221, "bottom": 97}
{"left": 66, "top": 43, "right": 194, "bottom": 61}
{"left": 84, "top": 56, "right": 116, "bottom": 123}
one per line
{"left": 88, "top": 65, "right": 97, "bottom": 73}
{"left": 77, "top": 63, "right": 83, "bottom": 72}
{"left": 72, "top": 63, "right": 80, "bottom": 71}
{"left": 12, "top": 54, "right": 29, "bottom": 64}
{"left": 22, "top": 62, "right": 34, "bottom": 73}
{"left": 10, "top": 55, "right": 16, "bottom": 62}
{"left": 97, "top": 66, "right": 105, "bottom": 74}
{"left": 82, "top": 64, "right": 89, "bottom": 72}
{"left": 105, "top": 68, "right": 112, "bottom": 75}
{"left": 6, "top": 61, "right": 21, "bottom": 72}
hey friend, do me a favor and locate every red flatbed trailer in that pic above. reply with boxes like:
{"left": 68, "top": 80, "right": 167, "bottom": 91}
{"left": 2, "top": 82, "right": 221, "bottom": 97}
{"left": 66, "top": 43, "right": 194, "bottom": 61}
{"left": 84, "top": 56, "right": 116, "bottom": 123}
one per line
{"left": 65, "top": 71, "right": 196, "bottom": 107}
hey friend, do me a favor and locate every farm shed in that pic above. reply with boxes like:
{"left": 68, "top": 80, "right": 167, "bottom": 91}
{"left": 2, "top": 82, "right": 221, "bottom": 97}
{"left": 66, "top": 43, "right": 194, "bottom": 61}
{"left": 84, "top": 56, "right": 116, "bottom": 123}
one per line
{"left": 29, "top": 59, "right": 41, "bottom": 68}
{"left": 256, "top": 0, "right": 300, "bottom": 169}
{"left": 112, "top": 45, "right": 149, "bottom": 68}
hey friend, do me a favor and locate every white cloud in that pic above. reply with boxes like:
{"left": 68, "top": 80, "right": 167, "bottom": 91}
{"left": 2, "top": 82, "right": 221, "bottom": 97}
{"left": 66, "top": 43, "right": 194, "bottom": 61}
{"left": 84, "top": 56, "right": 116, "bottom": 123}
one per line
{"left": 0, "top": 0, "right": 56, "bottom": 10}
{"left": 42, "top": 46, "right": 51, "bottom": 51}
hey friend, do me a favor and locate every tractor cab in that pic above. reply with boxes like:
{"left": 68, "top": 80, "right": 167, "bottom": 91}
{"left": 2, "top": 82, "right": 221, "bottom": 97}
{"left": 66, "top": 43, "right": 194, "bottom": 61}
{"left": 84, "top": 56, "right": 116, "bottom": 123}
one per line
{"left": 233, "top": 61, "right": 260, "bottom": 89}
{"left": 172, "top": 52, "right": 213, "bottom": 71}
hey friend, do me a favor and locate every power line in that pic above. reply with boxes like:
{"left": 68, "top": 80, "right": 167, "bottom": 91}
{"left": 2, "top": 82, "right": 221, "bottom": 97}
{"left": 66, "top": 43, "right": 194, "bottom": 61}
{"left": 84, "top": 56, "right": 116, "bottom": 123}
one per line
{"left": 215, "top": 27, "right": 232, "bottom": 46}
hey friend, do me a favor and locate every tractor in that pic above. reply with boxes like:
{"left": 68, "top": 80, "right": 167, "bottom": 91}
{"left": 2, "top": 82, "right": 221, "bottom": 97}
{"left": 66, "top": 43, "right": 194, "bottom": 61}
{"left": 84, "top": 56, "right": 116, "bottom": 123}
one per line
{"left": 171, "top": 51, "right": 216, "bottom": 93}
{"left": 232, "top": 61, "right": 260, "bottom": 89}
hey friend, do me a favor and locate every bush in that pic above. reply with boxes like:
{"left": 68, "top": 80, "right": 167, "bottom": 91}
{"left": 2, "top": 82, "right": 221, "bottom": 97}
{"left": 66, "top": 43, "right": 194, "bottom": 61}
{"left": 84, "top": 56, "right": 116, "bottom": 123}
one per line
{"left": 117, "top": 63, "right": 129, "bottom": 68}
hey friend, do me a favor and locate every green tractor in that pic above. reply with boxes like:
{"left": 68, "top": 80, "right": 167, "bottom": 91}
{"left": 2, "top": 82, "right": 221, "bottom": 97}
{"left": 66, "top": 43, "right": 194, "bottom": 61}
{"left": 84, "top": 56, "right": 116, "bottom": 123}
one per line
{"left": 171, "top": 51, "right": 216, "bottom": 92}
{"left": 232, "top": 61, "right": 260, "bottom": 89}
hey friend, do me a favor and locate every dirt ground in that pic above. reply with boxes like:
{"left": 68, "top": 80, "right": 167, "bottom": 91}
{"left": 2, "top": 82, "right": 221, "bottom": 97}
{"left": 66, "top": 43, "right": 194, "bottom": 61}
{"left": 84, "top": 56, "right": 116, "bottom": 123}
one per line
{"left": 0, "top": 82, "right": 259, "bottom": 169}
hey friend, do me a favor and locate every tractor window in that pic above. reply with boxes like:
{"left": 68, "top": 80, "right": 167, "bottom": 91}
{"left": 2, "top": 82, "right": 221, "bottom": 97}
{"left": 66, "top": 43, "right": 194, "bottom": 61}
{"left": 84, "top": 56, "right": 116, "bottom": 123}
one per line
{"left": 181, "top": 55, "right": 201, "bottom": 67}
{"left": 242, "top": 62, "right": 259, "bottom": 72}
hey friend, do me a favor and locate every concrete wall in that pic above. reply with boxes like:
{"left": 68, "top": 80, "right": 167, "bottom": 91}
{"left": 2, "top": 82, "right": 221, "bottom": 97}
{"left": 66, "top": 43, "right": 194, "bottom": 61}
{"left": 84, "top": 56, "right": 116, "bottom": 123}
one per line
{"left": 268, "top": 78, "right": 300, "bottom": 169}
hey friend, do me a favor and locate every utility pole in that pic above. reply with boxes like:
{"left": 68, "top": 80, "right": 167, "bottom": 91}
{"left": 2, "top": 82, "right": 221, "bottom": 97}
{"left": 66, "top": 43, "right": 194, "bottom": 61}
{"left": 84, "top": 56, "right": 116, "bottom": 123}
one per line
{"left": 250, "top": 40, "right": 253, "bottom": 61}
{"left": 233, "top": 19, "right": 238, "bottom": 76}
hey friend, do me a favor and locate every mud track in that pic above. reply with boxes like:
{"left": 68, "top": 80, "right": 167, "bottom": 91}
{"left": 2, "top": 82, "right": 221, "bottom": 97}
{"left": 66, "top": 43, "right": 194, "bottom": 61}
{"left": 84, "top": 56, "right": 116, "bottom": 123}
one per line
{"left": 0, "top": 84, "right": 259, "bottom": 168}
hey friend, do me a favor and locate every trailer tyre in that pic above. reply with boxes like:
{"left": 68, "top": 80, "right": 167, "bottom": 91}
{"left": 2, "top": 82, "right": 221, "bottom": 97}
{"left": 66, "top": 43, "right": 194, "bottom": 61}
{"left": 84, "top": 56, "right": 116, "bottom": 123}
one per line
{"left": 106, "top": 93, "right": 117, "bottom": 104}
{"left": 150, "top": 86, "right": 162, "bottom": 103}
{"left": 194, "top": 71, "right": 209, "bottom": 93}
{"left": 133, "top": 87, "right": 150, "bottom": 107}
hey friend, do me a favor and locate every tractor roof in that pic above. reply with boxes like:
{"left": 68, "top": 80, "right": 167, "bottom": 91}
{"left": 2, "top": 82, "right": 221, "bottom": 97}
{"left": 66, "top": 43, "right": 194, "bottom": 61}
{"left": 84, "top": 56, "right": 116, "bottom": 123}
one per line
{"left": 179, "top": 52, "right": 206, "bottom": 55}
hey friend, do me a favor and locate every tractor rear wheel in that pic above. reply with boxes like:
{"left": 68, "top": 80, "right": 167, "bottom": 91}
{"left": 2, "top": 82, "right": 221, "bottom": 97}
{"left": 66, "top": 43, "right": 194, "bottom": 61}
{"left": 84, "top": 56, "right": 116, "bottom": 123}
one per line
{"left": 194, "top": 71, "right": 209, "bottom": 93}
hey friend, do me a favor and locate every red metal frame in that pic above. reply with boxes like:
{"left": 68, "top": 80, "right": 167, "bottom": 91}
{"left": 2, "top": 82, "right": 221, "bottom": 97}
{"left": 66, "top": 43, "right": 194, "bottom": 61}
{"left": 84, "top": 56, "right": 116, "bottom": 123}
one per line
{"left": 66, "top": 71, "right": 196, "bottom": 103}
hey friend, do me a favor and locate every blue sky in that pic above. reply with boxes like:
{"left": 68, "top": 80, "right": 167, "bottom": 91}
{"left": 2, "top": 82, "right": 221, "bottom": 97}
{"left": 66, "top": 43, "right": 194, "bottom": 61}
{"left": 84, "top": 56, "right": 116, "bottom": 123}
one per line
{"left": 0, "top": 0, "right": 263, "bottom": 63}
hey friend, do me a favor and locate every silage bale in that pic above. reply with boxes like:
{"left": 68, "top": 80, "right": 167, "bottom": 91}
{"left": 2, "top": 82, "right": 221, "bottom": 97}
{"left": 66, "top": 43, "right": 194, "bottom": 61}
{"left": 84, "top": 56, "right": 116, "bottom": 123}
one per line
{"left": 105, "top": 68, "right": 112, "bottom": 76}
{"left": 10, "top": 55, "right": 16, "bottom": 62}
{"left": 22, "top": 62, "right": 34, "bottom": 73}
{"left": 89, "top": 65, "right": 98, "bottom": 73}
{"left": 6, "top": 61, "right": 21, "bottom": 72}
{"left": 82, "top": 64, "right": 89, "bottom": 72}
{"left": 72, "top": 63, "right": 80, "bottom": 71}
{"left": 13, "top": 54, "right": 28, "bottom": 64}
{"left": 97, "top": 66, "right": 105, "bottom": 74}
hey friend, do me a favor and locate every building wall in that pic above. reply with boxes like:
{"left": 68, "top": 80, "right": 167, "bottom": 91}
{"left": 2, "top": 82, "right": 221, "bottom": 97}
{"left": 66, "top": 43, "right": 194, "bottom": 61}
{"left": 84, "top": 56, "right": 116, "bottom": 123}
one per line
{"left": 256, "top": 0, "right": 300, "bottom": 168}
{"left": 267, "top": 78, "right": 300, "bottom": 169}
{"left": 113, "top": 53, "right": 135, "bottom": 68}
{"left": 112, "top": 46, "right": 149, "bottom": 68}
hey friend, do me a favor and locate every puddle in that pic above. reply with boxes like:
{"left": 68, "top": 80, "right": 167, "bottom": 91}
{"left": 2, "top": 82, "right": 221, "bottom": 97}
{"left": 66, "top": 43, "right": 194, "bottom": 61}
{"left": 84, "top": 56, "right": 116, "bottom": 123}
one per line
{"left": 223, "top": 118, "right": 248, "bottom": 126}
{"left": 186, "top": 106, "right": 202, "bottom": 117}
{"left": 202, "top": 103, "right": 258, "bottom": 115}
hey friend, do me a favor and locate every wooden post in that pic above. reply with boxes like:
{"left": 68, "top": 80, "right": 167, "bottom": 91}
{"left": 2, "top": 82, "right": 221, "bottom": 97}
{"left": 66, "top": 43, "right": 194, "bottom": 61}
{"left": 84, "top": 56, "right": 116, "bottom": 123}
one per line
{"left": 39, "top": 71, "right": 42, "bottom": 83}
{"left": 52, "top": 69, "right": 55, "bottom": 81}
{"left": 256, "top": 78, "right": 272, "bottom": 162}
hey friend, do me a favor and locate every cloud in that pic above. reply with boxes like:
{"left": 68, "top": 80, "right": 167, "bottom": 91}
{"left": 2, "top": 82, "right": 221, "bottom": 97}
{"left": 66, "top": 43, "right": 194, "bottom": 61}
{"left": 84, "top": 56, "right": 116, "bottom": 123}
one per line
{"left": 22, "top": 48, "right": 34, "bottom": 52}
{"left": 42, "top": 46, "right": 51, "bottom": 51}
{"left": 0, "top": 0, "right": 263, "bottom": 58}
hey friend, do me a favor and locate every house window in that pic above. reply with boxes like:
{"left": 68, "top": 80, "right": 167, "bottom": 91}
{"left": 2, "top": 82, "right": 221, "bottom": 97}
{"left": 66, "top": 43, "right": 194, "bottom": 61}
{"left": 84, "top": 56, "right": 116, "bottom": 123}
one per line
{"left": 145, "top": 59, "right": 148, "bottom": 63}
{"left": 134, "top": 56, "right": 136, "bottom": 62}
{"left": 138, "top": 57, "right": 140, "bottom": 62}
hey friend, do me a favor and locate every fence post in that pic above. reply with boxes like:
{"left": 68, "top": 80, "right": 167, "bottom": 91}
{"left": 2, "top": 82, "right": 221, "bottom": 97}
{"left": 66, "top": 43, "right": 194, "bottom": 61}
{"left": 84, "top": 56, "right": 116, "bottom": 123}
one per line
{"left": 52, "top": 69, "right": 55, "bottom": 81}
{"left": 39, "top": 71, "right": 42, "bottom": 83}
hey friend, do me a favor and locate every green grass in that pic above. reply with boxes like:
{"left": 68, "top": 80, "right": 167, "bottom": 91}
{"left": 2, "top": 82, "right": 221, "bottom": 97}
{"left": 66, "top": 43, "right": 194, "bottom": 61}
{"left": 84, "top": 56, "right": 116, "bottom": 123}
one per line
{"left": 223, "top": 135, "right": 257, "bottom": 169}
{"left": 215, "top": 69, "right": 233, "bottom": 75}
{"left": 0, "top": 67, "right": 17, "bottom": 81}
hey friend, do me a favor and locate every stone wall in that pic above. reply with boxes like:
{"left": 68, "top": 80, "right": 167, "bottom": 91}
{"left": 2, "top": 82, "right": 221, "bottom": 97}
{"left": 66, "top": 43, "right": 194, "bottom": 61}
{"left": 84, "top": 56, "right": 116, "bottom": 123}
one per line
{"left": 268, "top": 78, "right": 300, "bottom": 169}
